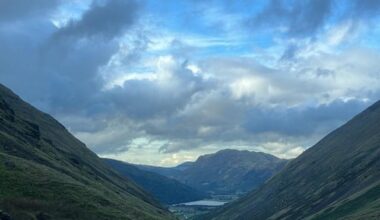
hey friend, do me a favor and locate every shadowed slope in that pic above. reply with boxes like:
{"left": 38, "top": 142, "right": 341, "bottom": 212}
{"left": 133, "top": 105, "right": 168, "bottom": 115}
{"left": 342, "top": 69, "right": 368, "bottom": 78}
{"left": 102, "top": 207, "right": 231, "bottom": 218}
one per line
{"left": 208, "top": 101, "right": 380, "bottom": 220}
{"left": 103, "top": 158, "right": 208, "bottom": 205}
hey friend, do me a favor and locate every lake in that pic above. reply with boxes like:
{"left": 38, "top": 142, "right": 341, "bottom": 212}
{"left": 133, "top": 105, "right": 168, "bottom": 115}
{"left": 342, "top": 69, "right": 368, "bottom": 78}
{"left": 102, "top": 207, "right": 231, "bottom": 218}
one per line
{"left": 180, "top": 199, "right": 227, "bottom": 206}
{"left": 169, "top": 196, "right": 237, "bottom": 219}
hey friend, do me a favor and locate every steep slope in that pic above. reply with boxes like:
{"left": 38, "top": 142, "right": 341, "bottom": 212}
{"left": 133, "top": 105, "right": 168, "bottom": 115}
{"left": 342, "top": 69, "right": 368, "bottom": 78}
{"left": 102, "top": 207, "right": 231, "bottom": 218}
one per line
{"left": 140, "top": 149, "right": 288, "bottom": 195}
{"left": 0, "top": 84, "right": 174, "bottom": 220}
{"left": 103, "top": 158, "right": 208, "bottom": 205}
{"left": 209, "top": 100, "right": 380, "bottom": 220}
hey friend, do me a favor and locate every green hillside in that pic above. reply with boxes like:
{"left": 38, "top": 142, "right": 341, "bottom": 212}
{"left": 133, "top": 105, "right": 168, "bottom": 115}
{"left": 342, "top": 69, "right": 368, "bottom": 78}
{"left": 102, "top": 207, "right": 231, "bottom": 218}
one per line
{"left": 0, "top": 84, "right": 175, "bottom": 220}
{"left": 208, "top": 100, "right": 380, "bottom": 219}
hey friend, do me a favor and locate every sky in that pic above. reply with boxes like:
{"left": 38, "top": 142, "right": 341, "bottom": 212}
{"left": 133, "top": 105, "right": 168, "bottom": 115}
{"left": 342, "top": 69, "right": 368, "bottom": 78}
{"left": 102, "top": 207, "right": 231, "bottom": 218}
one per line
{"left": 1, "top": 0, "right": 380, "bottom": 166}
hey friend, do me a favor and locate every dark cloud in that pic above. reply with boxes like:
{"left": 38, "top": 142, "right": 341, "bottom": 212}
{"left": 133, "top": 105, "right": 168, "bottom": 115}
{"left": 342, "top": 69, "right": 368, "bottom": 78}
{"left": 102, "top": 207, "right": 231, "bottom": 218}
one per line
{"left": 0, "top": 0, "right": 213, "bottom": 155}
{"left": 140, "top": 93, "right": 369, "bottom": 154}
{"left": 0, "top": 0, "right": 60, "bottom": 22}
{"left": 247, "top": 0, "right": 380, "bottom": 40}
{"left": 54, "top": 0, "right": 140, "bottom": 40}
{"left": 280, "top": 43, "right": 299, "bottom": 61}
{"left": 30, "top": 0, "right": 144, "bottom": 117}
{"left": 243, "top": 99, "right": 368, "bottom": 136}
{"left": 93, "top": 139, "right": 131, "bottom": 154}
{"left": 104, "top": 60, "right": 211, "bottom": 120}
{"left": 141, "top": 90, "right": 242, "bottom": 140}
{"left": 352, "top": 0, "right": 380, "bottom": 18}
{"left": 0, "top": 0, "right": 143, "bottom": 117}
{"left": 251, "top": 0, "right": 333, "bottom": 37}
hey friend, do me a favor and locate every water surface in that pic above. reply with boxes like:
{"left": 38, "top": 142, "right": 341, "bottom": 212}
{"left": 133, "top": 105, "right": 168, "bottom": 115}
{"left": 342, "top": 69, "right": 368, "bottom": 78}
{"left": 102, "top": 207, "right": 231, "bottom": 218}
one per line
{"left": 181, "top": 200, "right": 227, "bottom": 206}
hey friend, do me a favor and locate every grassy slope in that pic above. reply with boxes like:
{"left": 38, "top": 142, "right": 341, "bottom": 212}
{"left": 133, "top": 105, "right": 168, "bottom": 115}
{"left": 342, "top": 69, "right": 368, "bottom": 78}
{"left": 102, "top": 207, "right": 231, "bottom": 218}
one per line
{"left": 0, "top": 84, "right": 175, "bottom": 220}
{"left": 103, "top": 158, "right": 208, "bottom": 205}
{"left": 208, "top": 100, "right": 380, "bottom": 220}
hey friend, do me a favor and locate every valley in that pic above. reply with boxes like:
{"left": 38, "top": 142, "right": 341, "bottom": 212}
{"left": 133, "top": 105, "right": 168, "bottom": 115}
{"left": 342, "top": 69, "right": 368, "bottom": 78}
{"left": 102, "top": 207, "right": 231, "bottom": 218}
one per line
{"left": 105, "top": 150, "right": 285, "bottom": 218}
{"left": 0, "top": 84, "right": 289, "bottom": 219}
{"left": 2, "top": 1, "right": 380, "bottom": 219}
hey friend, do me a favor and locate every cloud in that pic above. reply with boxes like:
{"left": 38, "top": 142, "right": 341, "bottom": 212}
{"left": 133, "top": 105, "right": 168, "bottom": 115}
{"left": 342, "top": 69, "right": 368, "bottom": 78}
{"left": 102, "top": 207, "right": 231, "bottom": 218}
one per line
{"left": 100, "top": 55, "right": 211, "bottom": 119}
{"left": 243, "top": 99, "right": 368, "bottom": 136}
{"left": 0, "top": 0, "right": 144, "bottom": 116}
{"left": 251, "top": 0, "right": 333, "bottom": 37}
{"left": 0, "top": 0, "right": 60, "bottom": 22}
{"left": 73, "top": 118, "right": 137, "bottom": 154}
{"left": 1, "top": 0, "right": 380, "bottom": 166}
{"left": 352, "top": 0, "right": 380, "bottom": 18}
{"left": 244, "top": 0, "right": 380, "bottom": 41}
{"left": 54, "top": 0, "right": 140, "bottom": 40}
{"left": 83, "top": 48, "right": 377, "bottom": 157}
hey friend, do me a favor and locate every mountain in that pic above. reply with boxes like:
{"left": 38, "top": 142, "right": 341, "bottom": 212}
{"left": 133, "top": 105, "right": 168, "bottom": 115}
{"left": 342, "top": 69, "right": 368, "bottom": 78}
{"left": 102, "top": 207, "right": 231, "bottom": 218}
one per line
{"left": 174, "top": 149, "right": 288, "bottom": 194}
{"left": 208, "top": 100, "right": 380, "bottom": 220}
{"left": 0, "top": 84, "right": 174, "bottom": 220}
{"left": 139, "top": 149, "right": 288, "bottom": 195}
{"left": 137, "top": 163, "right": 186, "bottom": 178}
{"left": 103, "top": 158, "right": 208, "bottom": 205}
{"left": 173, "top": 161, "right": 194, "bottom": 171}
